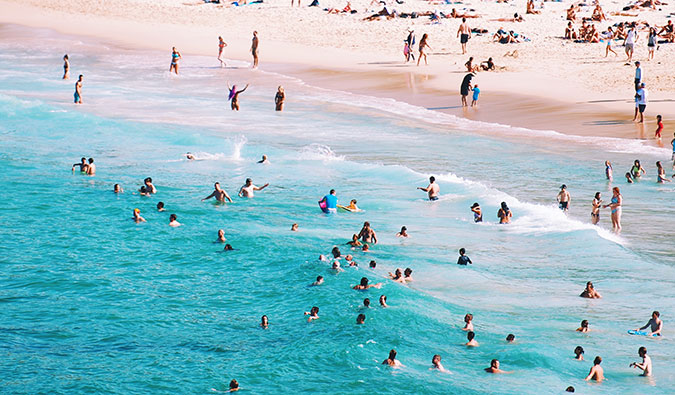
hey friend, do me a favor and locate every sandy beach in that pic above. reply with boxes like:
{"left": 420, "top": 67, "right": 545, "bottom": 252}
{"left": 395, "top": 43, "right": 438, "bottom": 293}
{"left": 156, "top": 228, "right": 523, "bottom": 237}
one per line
{"left": 2, "top": 0, "right": 674, "bottom": 140}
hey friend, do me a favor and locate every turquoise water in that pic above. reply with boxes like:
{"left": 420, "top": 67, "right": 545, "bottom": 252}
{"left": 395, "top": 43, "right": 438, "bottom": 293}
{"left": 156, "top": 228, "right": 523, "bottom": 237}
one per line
{"left": 1, "top": 24, "right": 674, "bottom": 394}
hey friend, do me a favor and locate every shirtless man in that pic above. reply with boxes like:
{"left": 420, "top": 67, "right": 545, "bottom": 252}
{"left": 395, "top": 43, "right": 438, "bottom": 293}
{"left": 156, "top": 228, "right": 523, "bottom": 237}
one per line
{"left": 74, "top": 74, "right": 83, "bottom": 104}
{"left": 71, "top": 157, "right": 88, "bottom": 173}
{"left": 457, "top": 18, "right": 471, "bottom": 54}
{"left": 557, "top": 184, "right": 571, "bottom": 212}
{"left": 357, "top": 221, "right": 378, "bottom": 244}
{"left": 86, "top": 158, "right": 96, "bottom": 175}
{"left": 630, "top": 347, "right": 652, "bottom": 376}
{"left": 484, "top": 359, "right": 510, "bottom": 373}
{"left": 238, "top": 178, "right": 269, "bottom": 198}
{"left": 202, "top": 182, "right": 233, "bottom": 203}
{"left": 250, "top": 31, "right": 259, "bottom": 68}
{"left": 417, "top": 176, "right": 440, "bottom": 201}
{"left": 636, "top": 311, "right": 663, "bottom": 336}
{"left": 585, "top": 356, "right": 604, "bottom": 382}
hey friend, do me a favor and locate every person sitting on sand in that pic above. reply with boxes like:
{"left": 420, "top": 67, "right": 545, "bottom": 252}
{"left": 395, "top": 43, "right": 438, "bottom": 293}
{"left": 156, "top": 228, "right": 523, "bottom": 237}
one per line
{"left": 480, "top": 58, "right": 495, "bottom": 71}
{"left": 565, "top": 22, "right": 578, "bottom": 39}
{"left": 305, "top": 306, "right": 319, "bottom": 322}
{"left": 526, "top": 0, "right": 540, "bottom": 15}
{"left": 132, "top": 208, "right": 146, "bottom": 223}
{"left": 353, "top": 277, "right": 383, "bottom": 290}
{"left": 431, "top": 354, "right": 449, "bottom": 372}
{"left": 484, "top": 359, "right": 510, "bottom": 373}
{"left": 580, "top": 281, "right": 602, "bottom": 298}
{"left": 382, "top": 349, "right": 402, "bottom": 367}
{"left": 592, "top": 5, "right": 606, "bottom": 21}
{"left": 466, "top": 331, "right": 479, "bottom": 346}
{"left": 584, "top": 356, "right": 604, "bottom": 382}
{"left": 576, "top": 319, "right": 590, "bottom": 333}
{"left": 465, "top": 57, "right": 480, "bottom": 72}
{"left": 227, "top": 83, "right": 249, "bottom": 111}
{"left": 462, "top": 314, "right": 474, "bottom": 331}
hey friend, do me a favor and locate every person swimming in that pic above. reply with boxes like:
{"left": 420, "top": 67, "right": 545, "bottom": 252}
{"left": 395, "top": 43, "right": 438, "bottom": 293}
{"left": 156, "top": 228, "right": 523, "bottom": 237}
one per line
{"left": 470, "top": 202, "right": 482, "bottom": 222}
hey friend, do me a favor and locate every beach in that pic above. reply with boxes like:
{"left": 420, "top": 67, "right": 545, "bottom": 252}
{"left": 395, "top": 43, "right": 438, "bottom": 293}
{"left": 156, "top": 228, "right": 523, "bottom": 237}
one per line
{"left": 1, "top": 0, "right": 675, "bottom": 393}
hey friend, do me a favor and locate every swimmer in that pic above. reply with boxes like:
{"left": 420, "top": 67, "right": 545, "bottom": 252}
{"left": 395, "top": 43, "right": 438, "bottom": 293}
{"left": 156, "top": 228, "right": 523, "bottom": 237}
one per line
{"left": 311, "top": 276, "right": 324, "bottom": 286}
{"left": 635, "top": 311, "right": 662, "bottom": 336}
{"left": 576, "top": 320, "right": 590, "bottom": 333}
{"left": 363, "top": 298, "right": 370, "bottom": 308}
{"left": 217, "top": 36, "right": 228, "bottom": 67}
{"left": 656, "top": 161, "right": 671, "bottom": 183}
{"left": 626, "top": 172, "right": 634, "bottom": 183}
{"left": 605, "top": 161, "right": 613, "bottom": 181}
{"left": 629, "top": 347, "right": 652, "bottom": 376}
{"left": 227, "top": 83, "right": 249, "bottom": 111}
{"left": 466, "top": 331, "right": 479, "bottom": 347}
{"left": 369, "top": 260, "right": 376, "bottom": 268}
{"left": 238, "top": 178, "right": 269, "bottom": 198}
{"left": 379, "top": 295, "right": 388, "bottom": 307}
{"left": 353, "top": 277, "right": 383, "bottom": 290}
{"left": 362, "top": 244, "right": 370, "bottom": 252}
{"left": 72, "top": 157, "right": 88, "bottom": 173}
{"left": 113, "top": 184, "right": 123, "bottom": 193}
{"left": 557, "top": 184, "right": 571, "bottom": 212}
{"left": 62, "top": 54, "right": 69, "bottom": 79}
{"left": 471, "top": 202, "right": 482, "bottom": 222}
{"left": 169, "top": 214, "right": 181, "bottom": 227}
{"left": 260, "top": 315, "right": 268, "bottom": 329}
{"left": 506, "top": 334, "right": 515, "bottom": 343}
{"left": 216, "top": 229, "right": 226, "bottom": 242}
{"left": 462, "top": 314, "right": 474, "bottom": 331}
{"left": 356, "top": 313, "right": 366, "bottom": 324}
{"left": 591, "top": 192, "right": 602, "bottom": 225}
{"left": 142, "top": 177, "right": 157, "bottom": 194}
{"left": 580, "top": 281, "right": 602, "bottom": 299}
{"left": 74, "top": 74, "right": 83, "bottom": 104}
{"left": 574, "top": 346, "right": 584, "bottom": 360}
{"left": 291, "top": 223, "right": 298, "bottom": 231}
{"left": 484, "top": 359, "right": 510, "bottom": 373}
{"left": 417, "top": 176, "right": 440, "bottom": 201}
{"left": 229, "top": 379, "right": 239, "bottom": 392}
{"left": 319, "top": 189, "right": 338, "bottom": 213}
{"left": 185, "top": 152, "right": 195, "bottom": 160}
{"left": 275, "top": 86, "right": 285, "bottom": 111}
{"left": 631, "top": 160, "right": 645, "bottom": 179}
{"left": 86, "top": 158, "right": 95, "bottom": 176}
{"left": 382, "top": 349, "right": 402, "bottom": 367}
{"left": 431, "top": 354, "right": 450, "bottom": 372}
{"left": 498, "top": 202, "right": 512, "bottom": 224}
{"left": 257, "top": 155, "right": 270, "bottom": 164}
{"left": 202, "top": 182, "right": 233, "bottom": 203}
{"left": 396, "top": 226, "right": 409, "bottom": 238}
{"left": 347, "top": 234, "right": 363, "bottom": 247}
{"left": 304, "top": 306, "right": 319, "bottom": 322}
{"left": 389, "top": 268, "right": 405, "bottom": 283}
{"left": 157, "top": 202, "right": 165, "bottom": 212}
{"left": 357, "top": 222, "right": 377, "bottom": 244}
{"left": 584, "top": 356, "right": 604, "bottom": 382}
{"left": 457, "top": 248, "right": 472, "bottom": 265}
{"left": 223, "top": 244, "right": 234, "bottom": 251}
{"left": 169, "top": 47, "right": 181, "bottom": 74}
{"left": 132, "top": 208, "right": 146, "bottom": 223}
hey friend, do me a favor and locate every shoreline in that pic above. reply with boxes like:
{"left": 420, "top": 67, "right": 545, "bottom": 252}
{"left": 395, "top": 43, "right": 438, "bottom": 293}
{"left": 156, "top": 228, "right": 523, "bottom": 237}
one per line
{"left": 1, "top": 0, "right": 674, "bottom": 144}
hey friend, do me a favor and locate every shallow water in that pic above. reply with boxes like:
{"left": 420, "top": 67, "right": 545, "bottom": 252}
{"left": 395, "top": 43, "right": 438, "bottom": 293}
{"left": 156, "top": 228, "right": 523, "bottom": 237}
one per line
{"left": 1, "top": 24, "right": 674, "bottom": 394}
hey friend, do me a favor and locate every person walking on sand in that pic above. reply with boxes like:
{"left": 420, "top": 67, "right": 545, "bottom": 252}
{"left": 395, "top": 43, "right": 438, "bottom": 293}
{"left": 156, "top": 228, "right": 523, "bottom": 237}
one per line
{"left": 227, "top": 83, "right": 249, "bottom": 111}
{"left": 218, "top": 36, "right": 228, "bottom": 67}
{"left": 457, "top": 18, "right": 471, "bottom": 54}
{"left": 275, "top": 86, "right": 285, "bottom": 111}
{"left": 417, "top": 34, "right": 431, "bottom": 66}
{"left": 62, "top": 54, "right": 70, "bottom": 79}
{"left": 604, "top": 187, "right": 622, "bottom": 232}
{"left": 251, "top": 31, "right": 259, "bottom": 68}
{"left": 169, "top": 47, "right": 181, "bottom": 74}
{"left": 74, "top": 74, "right": 83, "bottom": 104}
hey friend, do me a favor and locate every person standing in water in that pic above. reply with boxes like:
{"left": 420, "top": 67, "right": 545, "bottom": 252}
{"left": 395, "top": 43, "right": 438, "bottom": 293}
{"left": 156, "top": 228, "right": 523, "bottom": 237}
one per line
{"left": 217, "top": 36, "right": 228, "bottom": 67}
{"left": 74, "top": 75, "right": 83, "bottom": 104}
{"left": 557, "top": 184, "right": 571, "bottom": 212}
{"left": 604, "top": 187, "right": 622, "bottom": 231}
{"left": 457, "top": 17, "right": 471, "bottom": 54}
{"left": 251, "top": 31, "right": 259, "bottom": 68}
{"left": 238, "top": 178, "right": 269, "bottom": 198}
{"left": 275, "top": 86, "right": 285, "bottom": 111}
{"left": 169, "top": 47, "right": 181, "bottom": 75}
{"left": 227, "top": 83, "right": 249, "bottom": 111}
{"left": 498, "top": 202, "right": 512, "bottom": 224}
{"left": 417, "top": 33, "right": 431, "bottom": 66}
{"left": 417, "top": 176, "right": 440, "bottom": 201}
{"left": 584, "top": 356, "right": 604, "bottom": 382}
{"left": 202, "top": 182, "right": 233, "bottom": 203}
{"left": 62, "top": 54, "right": 70, "bottom": 79}
{"left": 630, "top": 347, "right": 652, "bottom": 376}
{"left": 591, "top": 192, "right": 602, "bottom": 225}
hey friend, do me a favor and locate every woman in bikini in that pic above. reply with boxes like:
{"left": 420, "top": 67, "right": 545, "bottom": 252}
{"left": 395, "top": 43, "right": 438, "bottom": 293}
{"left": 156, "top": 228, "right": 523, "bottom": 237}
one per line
{"left": 170, "top": 47, "right": 181, "bottom": 75}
